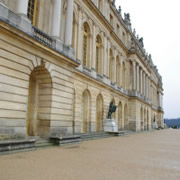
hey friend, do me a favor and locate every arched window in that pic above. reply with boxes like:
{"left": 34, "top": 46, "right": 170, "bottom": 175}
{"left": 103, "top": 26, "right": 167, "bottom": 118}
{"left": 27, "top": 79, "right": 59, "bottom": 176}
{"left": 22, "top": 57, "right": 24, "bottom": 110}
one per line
{"left": 109, "top": 49, "right": 113, "bottom": 81}
{"left": 82, "top": 23, "right": 90, "bottom": 67}
{"left": 129, "top": 61, "right": 133, "bottom": 90}
{"left": 97, "top": 0, "right": 102, "bottom": 11}
{"left": 116, "top": 56, "right": 120, "bottom": 86}
{"left": 122, "top": 61, "right": 126, "bottom": 89}
{"left": 27, "top": 0, "right": 37, "bottom": 25}
{"left": 96, "top": 35, "right": 102, "bottom": 74}
{"left": 72, "top": 13, "right": 77, "bottom": 58}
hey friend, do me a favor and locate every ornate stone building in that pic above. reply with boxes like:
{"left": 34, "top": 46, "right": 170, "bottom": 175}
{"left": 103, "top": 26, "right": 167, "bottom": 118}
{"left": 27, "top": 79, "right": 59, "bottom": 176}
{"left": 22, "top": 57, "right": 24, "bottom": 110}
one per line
{"left": 0, "top": 0, "right": 164, "bottom": 138}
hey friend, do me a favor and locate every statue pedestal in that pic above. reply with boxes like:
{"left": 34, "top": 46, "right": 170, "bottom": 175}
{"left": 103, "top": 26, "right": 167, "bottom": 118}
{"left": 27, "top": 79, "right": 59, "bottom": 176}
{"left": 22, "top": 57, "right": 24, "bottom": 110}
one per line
{"left": 104, "top": 119, "right": 118, "bottom": 132}
{"left": 153, "top": 122, "right": 158, "bottom": 129}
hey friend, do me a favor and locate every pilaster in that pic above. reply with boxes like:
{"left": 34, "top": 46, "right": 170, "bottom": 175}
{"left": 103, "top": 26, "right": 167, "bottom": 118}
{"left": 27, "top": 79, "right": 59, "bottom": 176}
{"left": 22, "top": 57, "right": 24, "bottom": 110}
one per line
{"left": 65, "top": 0, "right": 74, "bottom": 46}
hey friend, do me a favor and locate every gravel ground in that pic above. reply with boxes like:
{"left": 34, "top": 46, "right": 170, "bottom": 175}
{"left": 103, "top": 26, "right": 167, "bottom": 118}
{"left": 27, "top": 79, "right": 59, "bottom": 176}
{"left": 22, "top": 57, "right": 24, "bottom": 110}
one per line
{"left": 0, "top": 129, "right": 180, "bottom": 180}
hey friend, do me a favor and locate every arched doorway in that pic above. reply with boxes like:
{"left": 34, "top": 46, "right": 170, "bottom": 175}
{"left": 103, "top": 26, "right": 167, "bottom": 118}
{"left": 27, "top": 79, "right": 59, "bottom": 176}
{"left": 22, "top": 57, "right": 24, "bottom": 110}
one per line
{"left": 144, "top": 109, "right": 147, "bottom": 130}
{"left": 140, "top": 107, "right": 144, "bottom": 131}
{"left": 147, "top": 111, "right": 149, "bottom": 130}
{"left": 27, "top": 65, "right": 52, "bottom": 137}
{"left": 96, "top": 94, "right": 104, "bottom": 132}
{"left": 124, "top": 104, "right": 128, "bottom": 130}
{"left": 118, "top": 102, "right": 122, "bottom": 130}
{"left": 81, "top": 90, "right": 91, "bottom": 133}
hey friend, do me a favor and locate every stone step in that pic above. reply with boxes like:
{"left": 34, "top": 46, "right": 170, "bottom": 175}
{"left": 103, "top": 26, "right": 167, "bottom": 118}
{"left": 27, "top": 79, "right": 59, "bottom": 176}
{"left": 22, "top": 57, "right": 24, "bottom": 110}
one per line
{"left": 50, "top": 135, "right": 81, "bottom": 146}
{"left": 81, "top": 132, "right": 114, "bottom": 141}
{"left": 0, "top": 139, "right": 36, "bottom": 153}
{"left": 35, "top": 139, "right": 55, "bottom": 148}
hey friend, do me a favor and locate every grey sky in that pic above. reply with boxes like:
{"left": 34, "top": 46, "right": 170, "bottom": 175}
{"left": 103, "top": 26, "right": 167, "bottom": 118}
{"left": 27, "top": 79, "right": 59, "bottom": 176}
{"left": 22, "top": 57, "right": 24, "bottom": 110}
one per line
{"left": 115, "top": 0, "right": 180, "bottom": 118}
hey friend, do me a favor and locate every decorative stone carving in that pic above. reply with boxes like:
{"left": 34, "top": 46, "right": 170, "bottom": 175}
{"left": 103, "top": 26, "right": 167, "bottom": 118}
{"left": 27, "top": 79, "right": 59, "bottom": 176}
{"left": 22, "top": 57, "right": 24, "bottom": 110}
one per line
{"left": 124, "top": 13, "right": 131, "bottom": 29}
{"left": 118, "top": 6, "right": 121, "bottom": 15}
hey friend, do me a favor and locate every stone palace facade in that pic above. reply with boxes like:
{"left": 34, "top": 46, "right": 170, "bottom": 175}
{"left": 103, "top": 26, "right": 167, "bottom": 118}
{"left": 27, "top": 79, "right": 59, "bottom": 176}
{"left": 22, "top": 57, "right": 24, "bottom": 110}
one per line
{"left": 0, "top": 0, "right": 164, "bottom": 138}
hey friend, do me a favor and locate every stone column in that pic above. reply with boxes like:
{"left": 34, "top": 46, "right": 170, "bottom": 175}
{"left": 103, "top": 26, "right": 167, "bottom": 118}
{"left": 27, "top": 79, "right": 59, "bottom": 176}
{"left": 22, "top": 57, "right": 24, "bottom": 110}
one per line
{"left": 51, "top": 0, "right": 62, "bottom": 39}
{"left": 77, "top": 8, "right": 83, "bottom": 62}
{"left": 132, "top": 61, "right": 136, "bottom": 90}
{"left": 65, "top": 0, "right": 74, "bottom": 46}
{"left": 15, "top": 0, "right": 28, "bottom": 17}
{"left": 136, "top": 65, "right": 139, "bottom": 92}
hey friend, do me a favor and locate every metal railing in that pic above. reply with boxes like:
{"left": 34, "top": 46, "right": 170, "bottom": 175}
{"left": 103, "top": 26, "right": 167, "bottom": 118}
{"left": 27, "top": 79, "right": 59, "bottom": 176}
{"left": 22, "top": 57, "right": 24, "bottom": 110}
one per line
{"left": 33, "top": 26, "right": 55, "bottom": 48}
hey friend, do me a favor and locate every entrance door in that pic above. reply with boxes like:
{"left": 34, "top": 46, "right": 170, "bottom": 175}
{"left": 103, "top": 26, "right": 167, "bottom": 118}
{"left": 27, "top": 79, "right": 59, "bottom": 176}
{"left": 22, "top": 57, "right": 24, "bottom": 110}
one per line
{"left": 27, "top": 74, "right": 39, "bottom": 136}
{"left": 96, "top": 94, "right": 103, "bottom": 132}
{"left": 27, "top": 66, "right": 52, "bottom": 137}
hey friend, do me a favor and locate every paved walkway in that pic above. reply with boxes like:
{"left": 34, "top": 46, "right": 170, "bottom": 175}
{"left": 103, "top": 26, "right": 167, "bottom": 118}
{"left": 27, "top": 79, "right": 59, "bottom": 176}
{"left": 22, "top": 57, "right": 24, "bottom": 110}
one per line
{"left": 0, "top": 129, "right": 180, "bottom": 180}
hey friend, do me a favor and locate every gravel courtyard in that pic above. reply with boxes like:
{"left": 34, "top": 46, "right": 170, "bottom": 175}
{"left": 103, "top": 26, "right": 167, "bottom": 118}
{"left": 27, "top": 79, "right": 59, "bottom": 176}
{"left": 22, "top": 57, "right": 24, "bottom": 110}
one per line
{"left": 0, "top": 129, "right": 180, "bottom": 180}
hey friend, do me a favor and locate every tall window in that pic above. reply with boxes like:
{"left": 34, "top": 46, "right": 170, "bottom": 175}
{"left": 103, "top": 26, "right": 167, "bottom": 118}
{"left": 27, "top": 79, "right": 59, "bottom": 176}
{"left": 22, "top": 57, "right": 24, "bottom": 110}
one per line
{"left": 122, "top": 32, "right": 126, "bottom": 44}
{"left": 110, "top": 14, "right": 113, "bottom": 27}
{"left": 82, "top": 23, "right": 89, "bottom": 67}
{"left": 122, "top": 62, "right": 126, "bottom": 89}
{"left": 117, "top": 24, "right": 120, "bottom": 36}
{"left": 27, "top": 0, "right": 37, "bottom": 25}
{"left": 116, "top": 56, "right": 120, "bottom": 86}
{"left": 97, "top": 0, "right": 102, "bottom": 11}
{"left": 109, "top": 49, "right": 113, "bottom": 81}
{"left": 96, "top": 35, "right": 101, "bottom": 74}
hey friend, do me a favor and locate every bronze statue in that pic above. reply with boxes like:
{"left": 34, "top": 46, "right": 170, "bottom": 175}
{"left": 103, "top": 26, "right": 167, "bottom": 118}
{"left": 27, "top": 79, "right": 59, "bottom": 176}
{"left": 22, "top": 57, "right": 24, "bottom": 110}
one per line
{"left": 107, "top": 101, "right": 117, "bottom": 119}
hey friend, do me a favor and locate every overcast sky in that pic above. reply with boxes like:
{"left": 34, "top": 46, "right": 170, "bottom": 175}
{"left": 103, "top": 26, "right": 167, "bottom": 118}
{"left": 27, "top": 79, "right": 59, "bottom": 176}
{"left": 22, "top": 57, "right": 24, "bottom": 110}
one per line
{"left": 115, "top": 0, "right": 180, "bottom": 119}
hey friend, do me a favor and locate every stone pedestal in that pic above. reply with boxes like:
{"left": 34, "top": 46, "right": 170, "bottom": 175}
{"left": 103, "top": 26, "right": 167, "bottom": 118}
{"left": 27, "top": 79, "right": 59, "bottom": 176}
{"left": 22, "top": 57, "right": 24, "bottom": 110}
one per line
{"left": 153, "top": 122, "right": 158, "bottom": 129}
{"left": 104, "top": 119, "right": 118, "bottom": 132}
